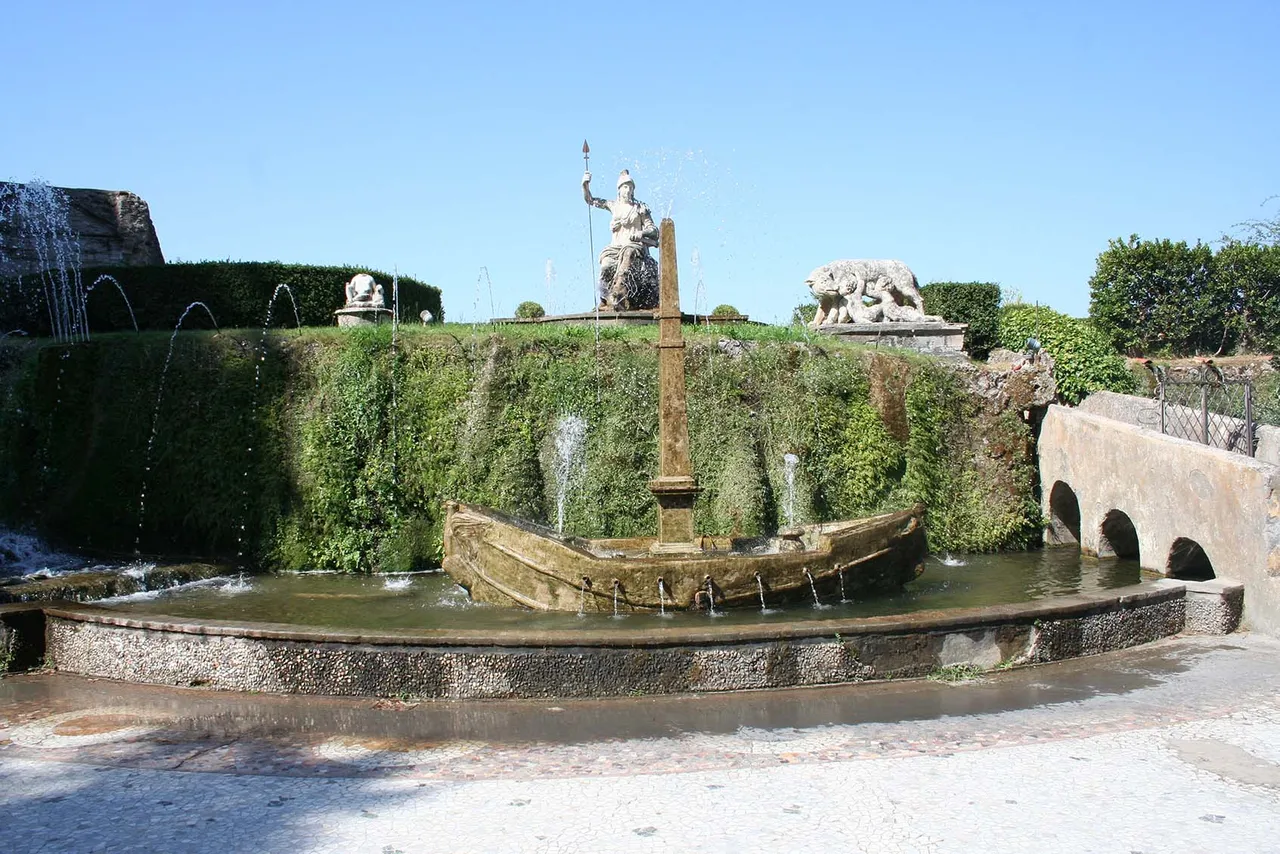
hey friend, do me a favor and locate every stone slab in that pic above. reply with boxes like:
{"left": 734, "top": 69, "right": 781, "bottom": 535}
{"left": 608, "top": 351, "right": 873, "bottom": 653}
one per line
{"left": 816, "top": 322, "right": 967, "bottom": 354}
{"left": 1154, "top": 577, "right": 1245, "bottom": 635}
{"left": 490, "top": 310, "right": 755, "bottom": 326}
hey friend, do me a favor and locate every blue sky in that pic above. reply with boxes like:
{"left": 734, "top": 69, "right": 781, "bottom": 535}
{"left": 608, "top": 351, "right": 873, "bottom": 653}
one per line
{"left": 5, "top": 1, "right": 1278, "bottom": 322}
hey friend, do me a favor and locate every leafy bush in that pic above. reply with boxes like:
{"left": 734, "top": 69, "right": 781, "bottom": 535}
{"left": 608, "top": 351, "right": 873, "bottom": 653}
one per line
{"left": 711, "top": 304, "right": 740, "bottom": 317}
{"left": 998, "top": 304, "right": 1135, "bottom": 404}
{"left": 791, "top": 302, "right": 818, "bottom": 326}
{"left": 919, "top": 282, "right": 1001, "bottom": 358}
{"left": 515, "top": 301, "right": 545, "bottom": 319}
{"left": 1215, "top": 241, "right": 1280, "bottom": 354}
{"left": 1, "top": 261, "right": 443, "bottom": 334}
{"left": 1088, "top": 237, "right": 1224, "bottom": 356}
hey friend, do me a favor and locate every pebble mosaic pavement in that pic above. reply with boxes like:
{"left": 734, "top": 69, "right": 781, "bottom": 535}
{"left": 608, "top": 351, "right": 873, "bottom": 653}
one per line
{"left": 2, "top": 635, "right": 1279, "bottom": 853}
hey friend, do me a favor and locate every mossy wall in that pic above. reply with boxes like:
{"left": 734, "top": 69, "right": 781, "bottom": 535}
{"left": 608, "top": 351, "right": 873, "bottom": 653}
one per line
{"left": 0, "top": 326, "right": 1040, "bottom": 571}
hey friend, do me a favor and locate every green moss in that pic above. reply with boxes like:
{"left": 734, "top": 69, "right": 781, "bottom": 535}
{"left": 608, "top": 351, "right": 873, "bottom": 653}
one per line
{"left": 0, "top": 325, "right": 1042, "bottom": 569}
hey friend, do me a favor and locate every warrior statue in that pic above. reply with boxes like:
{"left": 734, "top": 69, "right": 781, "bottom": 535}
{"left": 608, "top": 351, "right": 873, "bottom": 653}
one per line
{"left": 582, "top": 169, "right": 660, "bottom": 310}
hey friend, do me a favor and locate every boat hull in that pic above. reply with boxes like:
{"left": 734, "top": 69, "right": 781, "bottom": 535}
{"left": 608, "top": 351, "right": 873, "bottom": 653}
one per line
{"left": 442, "top": 501, "right": 927, "bottom": 612}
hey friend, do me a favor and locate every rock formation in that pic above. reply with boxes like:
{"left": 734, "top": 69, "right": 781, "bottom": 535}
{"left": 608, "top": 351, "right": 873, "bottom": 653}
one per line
{"left": 0, "top": 181, "right": 164, "bottom": 278}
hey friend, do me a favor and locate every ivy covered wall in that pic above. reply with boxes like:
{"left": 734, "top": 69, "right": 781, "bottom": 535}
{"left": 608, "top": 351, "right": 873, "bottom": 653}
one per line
{"left": 0, "top": 326, "right": 1040, "bottom": 571}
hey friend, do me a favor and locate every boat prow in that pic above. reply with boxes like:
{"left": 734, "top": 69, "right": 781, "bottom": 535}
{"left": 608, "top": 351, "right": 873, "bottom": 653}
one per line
{"left": 442, "top": 500, "right": 927, "bottom": 613}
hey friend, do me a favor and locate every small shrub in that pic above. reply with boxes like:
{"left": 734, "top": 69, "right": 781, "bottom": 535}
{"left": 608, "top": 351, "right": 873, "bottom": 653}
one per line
{"left": 998, "top": 304, "right": 1135, "bottom": 404}
{"left": 790, "top": 302, "right": 818, "bottom": 326}
{"left": 919, "top": 282, "right": 1001, "bottom": 358}
{"left": 711, "top": 304, "right": 740, "bottom": 317}
{"left": 515, "top": 301, "right": 546, "bottom": 320}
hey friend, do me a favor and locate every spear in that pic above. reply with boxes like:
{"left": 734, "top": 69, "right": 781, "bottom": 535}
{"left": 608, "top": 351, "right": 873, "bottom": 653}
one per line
{"left": 583, "top": 140, "right": 596, "bottom": 307}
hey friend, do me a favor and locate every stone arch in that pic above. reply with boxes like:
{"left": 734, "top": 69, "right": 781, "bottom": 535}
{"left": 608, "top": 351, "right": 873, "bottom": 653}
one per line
{"left": 1047, "top": 481, "right": 1081, "bottom": 546}
{"left": 1168, "top": 538, "right": 1215, "bottom": 581}
{"left": 1097, "top": 510, "right": 1140, "bottom": 562}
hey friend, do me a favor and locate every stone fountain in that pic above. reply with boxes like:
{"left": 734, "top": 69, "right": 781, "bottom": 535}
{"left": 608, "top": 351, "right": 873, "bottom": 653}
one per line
{"left": 334, "top": 273, "right": 393, "bottom": 327}
{"left": 442, "top": 218, "right": 927, "bottom": 612}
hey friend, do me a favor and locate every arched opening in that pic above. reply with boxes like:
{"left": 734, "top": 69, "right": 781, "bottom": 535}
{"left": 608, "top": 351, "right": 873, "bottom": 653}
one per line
{"left": 1098, "top": 510, "right": 1140, "bottom": 562}
{"left": 1168, "top": 538, "right": 1215, "bottom": 581}
{"left": 1047, "top": 481, "right": 1081, "bottom": 546}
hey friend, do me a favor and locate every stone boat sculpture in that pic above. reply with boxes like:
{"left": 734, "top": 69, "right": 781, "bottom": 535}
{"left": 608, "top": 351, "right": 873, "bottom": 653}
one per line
{"left": 443, "top": 219, "right": 927, "bottom": 612}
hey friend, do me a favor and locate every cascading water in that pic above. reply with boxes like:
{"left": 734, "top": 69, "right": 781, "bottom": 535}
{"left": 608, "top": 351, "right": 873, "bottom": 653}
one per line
{"left": 235, "top": 285, "right": 300, "bottom": 562}
{"left": 135, "top": 302, "right": 219, "bottom": 552}
{"left": 0, "top": 180, "right": 87, "bottom": 343}
{"left": 783, "top": 453, "right": 800, "bottom": 528}
{"left": 754, "top": 572, "right": 768, "bottom": 612}
{"left": 551, "top": 414, "right": 588, "bottom": 533}
{"left": 544, "top": 259, "right": 556, "bottom": 316}
{"left": 476, "top": 267, "right": 495, "bottom": 323}
{"left": 84, "top": 275, "right": 139, "bottom": 333}
{"left": 691, "top": 247, "right": 708, "bottom": 326}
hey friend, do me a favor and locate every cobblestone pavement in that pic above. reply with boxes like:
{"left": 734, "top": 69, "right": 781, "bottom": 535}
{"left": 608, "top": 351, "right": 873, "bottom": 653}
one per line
{"left": 3, "top": 635, "right": 1280, "bottom": 853}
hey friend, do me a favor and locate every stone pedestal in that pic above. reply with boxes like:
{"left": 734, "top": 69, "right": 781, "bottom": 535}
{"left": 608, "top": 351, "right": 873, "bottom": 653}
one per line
{"left": 817, "top": 322, "right": 967, "bottom": 354}
{"left": 335, "top": 307, "right": 394, "bottom": 327}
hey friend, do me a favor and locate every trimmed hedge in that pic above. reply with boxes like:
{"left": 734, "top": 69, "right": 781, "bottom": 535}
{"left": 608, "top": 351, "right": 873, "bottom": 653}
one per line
{"left": 998, "top": 304, "right": 1135, "bottom": 404}
{"left": 919, "top": 282, "right": 1001, "bottom": 358}
{"left": 1, "top": 261, "right": 444, "bottom": 334}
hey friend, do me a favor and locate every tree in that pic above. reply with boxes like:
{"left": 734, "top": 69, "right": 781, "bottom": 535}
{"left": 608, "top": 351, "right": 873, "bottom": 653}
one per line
{"left": 1088, "top": 236, "right": 1223, "bottom": 356}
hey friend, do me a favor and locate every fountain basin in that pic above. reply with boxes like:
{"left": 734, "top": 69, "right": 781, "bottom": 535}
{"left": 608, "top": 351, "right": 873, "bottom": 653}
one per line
{"left": 39, "top": 581, "right": 1188, "bottom": 699}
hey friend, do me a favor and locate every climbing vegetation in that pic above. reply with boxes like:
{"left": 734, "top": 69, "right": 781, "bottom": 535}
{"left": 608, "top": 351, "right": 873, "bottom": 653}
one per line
{"left": 0, "top": 324, "right": 1041, "bottom": 569}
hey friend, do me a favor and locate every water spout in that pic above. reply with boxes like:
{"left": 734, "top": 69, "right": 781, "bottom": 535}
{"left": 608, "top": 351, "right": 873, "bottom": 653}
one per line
{"left": 656, "top": 576, "right": 667, "bottom": 616}
{"left": 578, "top": 576, "right": 592, "bottom": 616}
{"left": 803, "top": 568, "right": 821, "bottom": 607}
{"left": 551, "top": 414, "right": 588, "bottom": 533}
{"left": 783, "top": 453, "right": 800, "bottom": 528}
{"left": 135, "top": 302, "right": 219, "bottom": 552}
{"left": 0, "top": 180, "right": 88, "bottom": 343}
{"left": 704, "top": 574, "right": 718, "bottom": 616}
{"left": 754, "top": 571, "right": 767, "bottom": 612}
{"left": 85, "top": 275, "right": 138, "bottom": 333}
{"left": 839, "top": 567, "right": 849, "bottom": 603}
{"left": 612, "top": 578, "right": 622, "bottom": 617}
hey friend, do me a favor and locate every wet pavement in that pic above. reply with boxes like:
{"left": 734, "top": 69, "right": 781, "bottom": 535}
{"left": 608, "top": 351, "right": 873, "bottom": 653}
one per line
{"left": 3, "top": 635, "right": 1280, "bottom": 852}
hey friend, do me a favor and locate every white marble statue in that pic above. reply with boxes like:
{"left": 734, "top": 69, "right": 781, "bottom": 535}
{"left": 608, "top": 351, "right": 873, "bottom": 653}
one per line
{"left": 344, "top": 273, "right": 385, "bottom": 309}
{"left": 583, "top": 170, "right": 660, "bottom": 310}
{"left": 804, "top": 260, "right": 942, "bottom": 326}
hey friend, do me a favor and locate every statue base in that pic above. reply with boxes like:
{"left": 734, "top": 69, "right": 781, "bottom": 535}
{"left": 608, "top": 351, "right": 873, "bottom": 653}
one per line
{"left": 815, "top": 321, "right": 967, "bottom": 355}
{"left": 335, "top": 307, "right": 394, "bottom": 327}
{"left": 492, "top": 310, "right": 753, "bottom": 326}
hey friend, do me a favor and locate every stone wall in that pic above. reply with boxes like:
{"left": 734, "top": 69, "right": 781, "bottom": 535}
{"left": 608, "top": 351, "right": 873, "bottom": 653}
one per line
{"left": 0, "top": 182, "right": 163, "bottom": 277}
{"left": 43, "top": 584, "right": 1184, "bottom": 699}
{"left": 1078, "top": 390, "right": 1280, "bottom": 466}
{"left": 1039, "top": 404, "right": 1280, "bottom": 634}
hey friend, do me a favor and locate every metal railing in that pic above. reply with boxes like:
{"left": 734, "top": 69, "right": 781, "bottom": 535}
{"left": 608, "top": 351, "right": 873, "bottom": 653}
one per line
{"left": 1148, "top": 364, "right": 1256, "bottom": 457}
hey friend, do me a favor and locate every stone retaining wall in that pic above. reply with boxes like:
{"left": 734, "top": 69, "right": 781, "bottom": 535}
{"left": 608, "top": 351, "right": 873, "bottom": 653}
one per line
{"left": 43, "top": 584, "right": 1185, "bottom": 699}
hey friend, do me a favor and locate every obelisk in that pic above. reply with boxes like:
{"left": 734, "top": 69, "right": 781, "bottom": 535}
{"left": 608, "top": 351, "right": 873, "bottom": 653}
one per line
{"left": 648, "top": 218, "right": 701, "bottom": 554}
